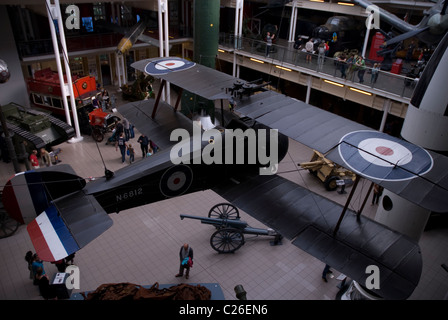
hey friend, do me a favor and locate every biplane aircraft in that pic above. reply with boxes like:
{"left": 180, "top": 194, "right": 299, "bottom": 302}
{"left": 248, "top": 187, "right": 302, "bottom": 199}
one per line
{"left": 3, "top": 32, "right": 448, "bottom": 300}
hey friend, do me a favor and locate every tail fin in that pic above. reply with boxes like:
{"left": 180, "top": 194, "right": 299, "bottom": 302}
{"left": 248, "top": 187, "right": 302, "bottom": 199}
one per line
{"left": 2, "top": 164, "right": 86, "bottom": 224}
{"left": 27, "top": 191, "right": 113, "bottom": 262}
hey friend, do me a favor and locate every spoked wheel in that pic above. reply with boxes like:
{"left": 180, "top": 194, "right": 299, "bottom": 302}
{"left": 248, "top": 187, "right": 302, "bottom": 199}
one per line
{"left": 0, "top": 211, "right": 19, "bottom": 239}
{"left": 91, "top": 127, "right": 104, "bottom": 142}
{"left": 208, "top": 203, "right": 240, "bottom": 220}
{"left": 210, "top": 228, "right": 245, "bottom": 253}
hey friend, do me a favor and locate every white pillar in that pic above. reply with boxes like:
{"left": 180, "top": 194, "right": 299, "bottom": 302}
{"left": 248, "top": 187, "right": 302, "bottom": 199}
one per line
{"left": 163, "top": 0, "right": 170, "bottom": 104}
{"left": 116, "top": 53, "right": 122, "bottom": 88}
{"left": 51, "top": 0, "right": 83, "bottom": 143}
{"left": 379, "top": 99, "right": 391, "bottom": 132}
{"left": 305, "top": 76, "right": 312, "bottom": 104}
{"left": 233, "top": 0, "right": 243, "bottom": 77}
{"left": 158, "top": 0, "right": 166, "bottom": 101}
{"left": 288, "top": 1, "right": 298, "bottom": 42}
{"left": 45, "top": 1, "right": 71, "bottom": 126}
{"left": 362, "top": 11, "right": 372, "bottom": 58}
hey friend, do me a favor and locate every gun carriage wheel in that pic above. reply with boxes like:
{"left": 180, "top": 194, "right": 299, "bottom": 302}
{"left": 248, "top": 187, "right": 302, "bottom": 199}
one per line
{"left": 210, "top": 228, "right": 245, "bottom": 253}
{"left": 208, "top": 203, "right": 240, "bottom": 220}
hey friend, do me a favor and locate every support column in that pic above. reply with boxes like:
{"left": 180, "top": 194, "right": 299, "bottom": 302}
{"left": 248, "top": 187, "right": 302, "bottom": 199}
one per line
{"left": 379, "top": 98, "right": 390, "bottom": 132}
{"left": 52, "top": 0, "right": 82, "bottom": 142}
{"left": 288, "top": 1, "right": 298, "bottom": 42}
{"left": 362, "top": 10, "right": 373, "bottom": 58}
{"left": 232, "top": 0, "right": 243, "bottom": 77}
{"left": 46, "top": 1, "right": 71, "bottom": 126}
{"left": 305, "top": 76, "right": 312, "bottom": 104}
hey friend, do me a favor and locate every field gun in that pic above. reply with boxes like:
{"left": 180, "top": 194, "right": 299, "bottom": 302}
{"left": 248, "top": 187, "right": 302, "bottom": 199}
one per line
{"left": 180, "top": 203, "right": 282, "bottom": 253}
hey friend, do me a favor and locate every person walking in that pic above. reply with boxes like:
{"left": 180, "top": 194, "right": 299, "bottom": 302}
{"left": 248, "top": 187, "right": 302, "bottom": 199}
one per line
{"left": 115, "top": 132, "right": 127, "bottom": 164}
{"left": 122, "top": 118, "right": 130, "bottom": 141}
{"left": 137, "top": 133, "right": 149, "bottom": 158}
{"left": 175, "top": 243, "right": 194, "bottom": 279}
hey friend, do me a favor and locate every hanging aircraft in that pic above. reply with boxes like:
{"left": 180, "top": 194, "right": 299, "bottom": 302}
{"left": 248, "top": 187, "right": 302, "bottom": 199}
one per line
{"left": 353, "top": 0, "right": 448, "bottom": 47}
{"left": 312, "top": 16, "right": 364, "bottom": 55}
{"left": 96, "top": 15, "right": 174, "bottom": 55}
{"left": 3, "top": 34, "right": 448, "bottom": 300}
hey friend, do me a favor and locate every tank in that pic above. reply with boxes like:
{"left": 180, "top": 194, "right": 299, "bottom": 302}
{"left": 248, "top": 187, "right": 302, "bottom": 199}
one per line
{"left": 0, "top": 102, "right": 75, "bottom": 160}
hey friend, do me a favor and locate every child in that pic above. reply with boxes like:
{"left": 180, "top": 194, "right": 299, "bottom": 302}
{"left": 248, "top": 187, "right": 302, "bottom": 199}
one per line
{"left": 127, "top": 143, "right": 135, "bottom": 164}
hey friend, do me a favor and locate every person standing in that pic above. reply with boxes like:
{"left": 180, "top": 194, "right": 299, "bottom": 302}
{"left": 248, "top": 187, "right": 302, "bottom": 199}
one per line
{"left": 137, "top": 133, "right": 149, "bottom": 158}
{"left": 356, "top": 56, "right": 366, "bottom": 83}
{"left": 175, "top": 243, "right": 194, "bottom": 279}
{"left": 317, "top": 42, "right": 326, "bottom": 71}
{"left": 265, "top": 32, "right": 275, "bottom": 57}
{"left": 371, "top": 63, "right": 380, "bottom": 84}
{"left": 338, "top": 53, "right": 347, "bottom": 79}
{"left": 115, "top": 132, "right": 127, "bottom": 164}
{"left": 30, "top": 149, "right": 40, "bottom": 169}
{"left": 305, "top": 38, "right": 314, "bottom": 63}
{"left": 40, "top": 148, "right": 51, "bottom": 167}
{"left": 127, "top": 143, "right": 135, "bottom": 164}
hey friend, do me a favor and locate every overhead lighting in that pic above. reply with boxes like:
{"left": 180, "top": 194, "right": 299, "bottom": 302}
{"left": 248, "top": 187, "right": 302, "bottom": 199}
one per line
{"left": 275, "top": 65, "right": 292, "bottom": 72}
{"left": 324, "top": 79, "right": 344, "bottom": 87}
{"left": 218, "top": 49, "right": 225, "bottom": 53}
{"left": 310, "top": 0, "right": 324, "bottom": 2}
{"left": 250, "top": 58, "right": 264, "bottom": 64}
{"left": 350, "top": 87, "right": 372, "bottom": 95}
{"left": 338, "top": 2, "right": 355, "bottom": 6}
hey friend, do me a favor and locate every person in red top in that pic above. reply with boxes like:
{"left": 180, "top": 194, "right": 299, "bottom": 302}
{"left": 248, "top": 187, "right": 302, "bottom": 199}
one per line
{"left": 30, "top": 149, "right": 40, "bottom": 169}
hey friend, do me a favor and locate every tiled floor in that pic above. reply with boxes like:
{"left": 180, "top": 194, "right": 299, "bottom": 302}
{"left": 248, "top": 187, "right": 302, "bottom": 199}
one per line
{"left": 0, "top": 84, "right": 447, "bottom": 300}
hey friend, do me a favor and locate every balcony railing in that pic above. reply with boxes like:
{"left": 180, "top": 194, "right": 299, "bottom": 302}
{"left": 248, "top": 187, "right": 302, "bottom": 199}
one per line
{"left": 219, "top": 34, "right": 417, "bottom": 99}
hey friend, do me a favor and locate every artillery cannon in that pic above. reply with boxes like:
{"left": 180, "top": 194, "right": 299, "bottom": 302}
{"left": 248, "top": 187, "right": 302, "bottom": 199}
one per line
{"left": 180, "top": 203, "right": 282, "bottom": 254}
{"left": 300, "top": 149, "right": 356, "bottom": 191}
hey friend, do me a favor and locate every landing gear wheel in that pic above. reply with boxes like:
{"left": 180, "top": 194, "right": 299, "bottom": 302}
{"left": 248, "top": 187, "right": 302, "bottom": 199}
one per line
{"left": 210, "top": 228, "right": 245, "bottom": 253}
{"left": 208, "top": 203, "right": 240, "bottom": 220}
{"left": 0, "top": 211, "right": 19, "bottom": 239}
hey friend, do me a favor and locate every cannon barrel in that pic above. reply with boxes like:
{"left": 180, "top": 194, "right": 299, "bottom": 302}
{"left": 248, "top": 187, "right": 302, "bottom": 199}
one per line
{"left": 180, "top": 214, "right": 248, "bottom": 230}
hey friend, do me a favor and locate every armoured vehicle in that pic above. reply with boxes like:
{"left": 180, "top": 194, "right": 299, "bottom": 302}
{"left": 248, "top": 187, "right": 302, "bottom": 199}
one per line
{"left": 0, "top": 102, "right": 75, "bottom": 160}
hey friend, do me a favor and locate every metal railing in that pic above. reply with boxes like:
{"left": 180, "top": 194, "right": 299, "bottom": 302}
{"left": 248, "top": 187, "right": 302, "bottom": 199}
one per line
{"left": 219, "top": 34, "right": 417, "bottom": 99}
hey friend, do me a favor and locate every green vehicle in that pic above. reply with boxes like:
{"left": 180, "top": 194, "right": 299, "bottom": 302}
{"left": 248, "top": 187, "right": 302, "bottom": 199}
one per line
{"left": 0, "top": 102, "right": 75, "bottom": 161}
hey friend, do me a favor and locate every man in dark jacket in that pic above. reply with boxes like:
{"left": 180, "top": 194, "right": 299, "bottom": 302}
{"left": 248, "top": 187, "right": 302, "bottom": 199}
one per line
{"left": 175, "top": 243, "right": 193, "bottom": 279}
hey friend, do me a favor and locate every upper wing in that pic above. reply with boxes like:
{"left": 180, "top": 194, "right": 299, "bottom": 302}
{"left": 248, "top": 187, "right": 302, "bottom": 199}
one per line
{"left": 131, "top": 57, "right": 237, "bottom": 100}
{"left": 132, "top": 57, "right": 448, "bottom": 213}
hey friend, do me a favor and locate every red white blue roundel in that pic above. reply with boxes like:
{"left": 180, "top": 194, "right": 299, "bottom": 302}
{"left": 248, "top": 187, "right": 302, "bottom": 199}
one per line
{"left": 160, "top": 165, "right": 193, "bottom": 197}
{"left": 144, "top": 58, "right": 195, "bottom": 76}
{"left": 338, "top": 130, "right": 433, "bottom": 181}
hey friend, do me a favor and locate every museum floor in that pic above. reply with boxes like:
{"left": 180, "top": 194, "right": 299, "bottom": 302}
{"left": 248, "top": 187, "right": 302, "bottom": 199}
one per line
{"left": 0, "top": 86, "right": 447, "bottom": 301}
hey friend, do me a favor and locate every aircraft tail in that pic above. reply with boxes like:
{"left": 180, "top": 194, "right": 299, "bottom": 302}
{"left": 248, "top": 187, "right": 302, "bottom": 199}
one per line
{"left": 2, "top": 164, "right": 86, "bottom": 224}
{"left": 27, "top": 191, "right": 113, "bottom": 262}
{"left": 2, "top": 164, "right": 113, "bottom": 262}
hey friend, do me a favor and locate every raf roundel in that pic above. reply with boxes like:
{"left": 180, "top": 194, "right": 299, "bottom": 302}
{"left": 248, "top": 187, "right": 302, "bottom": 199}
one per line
{"left": 159, "top": 165, "right": 193, "bottom": 198}
{"left": 144, "top": 58, "right": 196, "bottom": 76}
{"left": 338, "top": 130, "right": 433, "bottom": 181}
